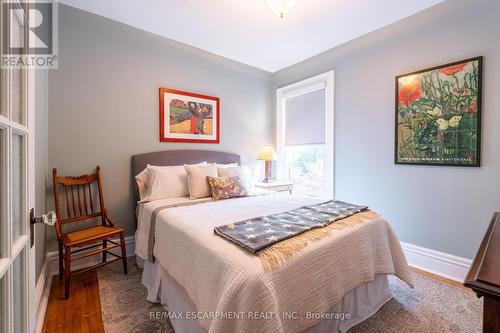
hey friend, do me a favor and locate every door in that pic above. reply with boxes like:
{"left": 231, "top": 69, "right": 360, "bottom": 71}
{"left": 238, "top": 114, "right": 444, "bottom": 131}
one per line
{"left": 0, "top": 1, "right": 36, "bottom": 332}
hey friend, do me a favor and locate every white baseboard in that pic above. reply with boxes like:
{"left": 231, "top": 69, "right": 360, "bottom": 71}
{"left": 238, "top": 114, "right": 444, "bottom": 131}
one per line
{"left": 48, "top": 235, "right": 135, "bottom": 276}
{"left": 35, "top": 255, "right": 52, "bottom": 333}
{"left": 34, "top": 236, "right": 469, "bottom": 332}
{"left": 400, "top": 241, "right": 472, "bottom": 283}
{"left": 42, "top": 237, "right": 470, "bottom": 283}
{"left": 43, "top": 237, "right": 469, "bottom": 283}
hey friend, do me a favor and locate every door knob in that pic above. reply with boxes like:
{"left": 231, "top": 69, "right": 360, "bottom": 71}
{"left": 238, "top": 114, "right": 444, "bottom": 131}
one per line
{"left": 30, "top": 209, "right": 57, "bottom": 248}
{"left": 30, "top": 209, "right": 57, "bottom": 226}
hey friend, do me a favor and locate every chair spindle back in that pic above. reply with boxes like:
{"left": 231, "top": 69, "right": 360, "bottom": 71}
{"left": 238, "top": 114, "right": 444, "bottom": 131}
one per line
{"left": 52, "top": 166, "right": 107, "bottom": 241}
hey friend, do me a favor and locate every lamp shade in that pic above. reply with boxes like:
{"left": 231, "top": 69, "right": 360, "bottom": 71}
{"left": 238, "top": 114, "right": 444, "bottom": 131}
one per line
{"left": 257, "top": 145, "right": 278, "bottom": 161}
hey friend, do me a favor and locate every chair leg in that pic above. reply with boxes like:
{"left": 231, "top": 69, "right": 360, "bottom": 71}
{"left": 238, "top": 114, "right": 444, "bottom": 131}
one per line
{"left": 120, "top": 232, "right": 127, "bottom": 275}
{"left": 58, "top": 241, "right": 63, "bottom": 280}
{"left": 102, "top": 240, "right": 107, "bottom": 263}
{"left": 64, "top": 246, "right": 71, "bottom": 299}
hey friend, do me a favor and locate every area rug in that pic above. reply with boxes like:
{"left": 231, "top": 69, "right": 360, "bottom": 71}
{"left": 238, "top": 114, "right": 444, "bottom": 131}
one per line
{"left": 98, "top": 258, "right": 173, "bottom": 333}
{"left": 98, "top": 257, "right": 481, "bottom": 333}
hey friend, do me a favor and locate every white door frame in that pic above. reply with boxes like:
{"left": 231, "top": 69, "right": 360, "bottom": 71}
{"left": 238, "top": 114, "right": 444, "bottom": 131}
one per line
{"left": 276, "top": 71, "right": 335, "bottom": 199}
{"left": 27, "top": 67, "right": 36, "bottom": 333}
{"left": 0, "top": 1, "right": 37, "bottom": 331}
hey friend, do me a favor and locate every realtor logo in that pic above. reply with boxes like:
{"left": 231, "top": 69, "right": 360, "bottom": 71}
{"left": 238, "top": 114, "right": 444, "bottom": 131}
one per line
{"left": 2, "top": 0, "right": 58, "bottom": 68}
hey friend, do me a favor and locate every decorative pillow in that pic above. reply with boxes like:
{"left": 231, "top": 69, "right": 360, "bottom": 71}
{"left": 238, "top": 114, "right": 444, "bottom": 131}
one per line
{"left": 184, "top": 164, "right": 218, "bottom": 199}
{"left": 217, "top": 166, "right": 242, "bottom": 177}
{"left": 207, "top": 176, "right": 247, "bottom": 201}
{"left": 137, "top": 162, "right": 207, "bottom": 202}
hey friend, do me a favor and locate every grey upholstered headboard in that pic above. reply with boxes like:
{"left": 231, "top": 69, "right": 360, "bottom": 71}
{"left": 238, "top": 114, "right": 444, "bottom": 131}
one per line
{"left": 131, "top": 149, "right": 241, "bottom": 204}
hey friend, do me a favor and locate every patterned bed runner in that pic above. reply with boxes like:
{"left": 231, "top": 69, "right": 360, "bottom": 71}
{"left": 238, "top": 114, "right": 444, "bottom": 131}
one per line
{"left": 214, "top": 200, "right": 368, "bottom": 253}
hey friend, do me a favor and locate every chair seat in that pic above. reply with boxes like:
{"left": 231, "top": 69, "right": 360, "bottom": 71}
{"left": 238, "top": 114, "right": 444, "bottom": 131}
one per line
{"left": 63, "top": 225, "right": 123, "bottom": 246}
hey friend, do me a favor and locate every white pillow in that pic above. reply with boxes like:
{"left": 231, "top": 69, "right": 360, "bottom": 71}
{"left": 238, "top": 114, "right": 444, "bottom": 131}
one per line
{"left": 216, "top": 165, "right": 257, "bottom": 193}
{"left": 216, "top": 163, "right": 238, "bottom": 168}
{"left": 241, "top": 165, "right": 259, "bottom": 192}
{"left": 136, "top": 162, "right": 207, "bottom": 202}
{"left": 184, "top": 164, "right": 218, "bottom": 199}
{"left": 135, "top": 164, "right": 151, "bottom": 201}
{"left": 217, "top": 166, "right": 242, "bottom": 177}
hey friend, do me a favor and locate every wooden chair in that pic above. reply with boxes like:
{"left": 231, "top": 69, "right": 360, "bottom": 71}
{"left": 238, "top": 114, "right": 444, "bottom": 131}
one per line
{"left": 52, "top": 166, "right": 127, "bottom": 299}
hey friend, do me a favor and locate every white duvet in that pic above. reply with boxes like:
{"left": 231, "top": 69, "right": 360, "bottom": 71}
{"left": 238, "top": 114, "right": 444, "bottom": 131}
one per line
{"left": 135, "top": 193, "right": 413, "bottom": 333}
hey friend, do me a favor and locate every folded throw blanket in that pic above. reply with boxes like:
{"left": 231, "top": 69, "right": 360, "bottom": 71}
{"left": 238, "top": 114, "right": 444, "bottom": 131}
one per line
{"left": 214, "top": 200, "right": 367, "bottom": 253}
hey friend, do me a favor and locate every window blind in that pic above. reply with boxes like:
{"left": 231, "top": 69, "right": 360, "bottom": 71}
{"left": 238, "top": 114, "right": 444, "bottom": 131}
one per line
{"left": 284, "top": 88, "right": 326, "bottom": 145}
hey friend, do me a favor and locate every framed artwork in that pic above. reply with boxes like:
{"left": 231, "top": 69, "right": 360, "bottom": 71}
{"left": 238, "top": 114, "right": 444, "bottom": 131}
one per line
{"left": 159, "top": 88, "right": 220, "bottom": 143}
{"left": 395, "top": 56, "right": 482, "bottom": 167}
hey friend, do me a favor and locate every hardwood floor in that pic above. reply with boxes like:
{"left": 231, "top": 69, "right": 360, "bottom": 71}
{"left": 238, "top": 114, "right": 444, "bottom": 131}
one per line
{"left": 42, "top": 271, "right": 104, "bottom": 333}
{"left": 41, "top": 266, "right": 469, "bottom": 332}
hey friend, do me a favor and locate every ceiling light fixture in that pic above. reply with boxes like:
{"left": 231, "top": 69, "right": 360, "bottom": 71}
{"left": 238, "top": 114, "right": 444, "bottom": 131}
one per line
{"left": 265, "top": 0, "right": 298, "bottom": 19}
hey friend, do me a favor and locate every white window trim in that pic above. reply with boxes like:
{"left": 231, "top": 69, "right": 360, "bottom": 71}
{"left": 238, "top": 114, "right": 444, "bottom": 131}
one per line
{"left": 276, "top": 71, "right": 335, "bottom": 199}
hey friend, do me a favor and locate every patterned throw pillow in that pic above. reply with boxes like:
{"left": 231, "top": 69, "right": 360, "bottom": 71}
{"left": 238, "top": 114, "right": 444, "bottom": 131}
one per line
{"left": 207, "top": 176, "right": 247, "bottom": 201}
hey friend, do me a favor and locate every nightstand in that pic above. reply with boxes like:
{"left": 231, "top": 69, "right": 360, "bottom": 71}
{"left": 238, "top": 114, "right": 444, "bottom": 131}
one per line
{"left": 255, "top": 181, "right": 293, "bottom": 194}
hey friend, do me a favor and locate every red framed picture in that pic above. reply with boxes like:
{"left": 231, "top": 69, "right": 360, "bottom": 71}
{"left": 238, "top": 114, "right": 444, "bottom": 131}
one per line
{"left": 159, "top": 88, "right": 220, "bottom": 143}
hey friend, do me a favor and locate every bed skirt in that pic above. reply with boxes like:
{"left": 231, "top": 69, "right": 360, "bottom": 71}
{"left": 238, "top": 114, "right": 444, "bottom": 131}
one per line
{"left": 139, "top": 258, "right": 392, "bottom": 333}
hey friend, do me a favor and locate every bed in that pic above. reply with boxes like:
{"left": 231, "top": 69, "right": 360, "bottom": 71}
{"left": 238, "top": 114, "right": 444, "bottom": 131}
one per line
{"left": 132, "top": 150, "right": 413, "bottom": 333}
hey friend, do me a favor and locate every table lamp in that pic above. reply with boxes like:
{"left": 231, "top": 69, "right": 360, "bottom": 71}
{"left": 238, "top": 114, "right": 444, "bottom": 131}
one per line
{"left": 257, "top": 144, "right": 277, "bottom": 183}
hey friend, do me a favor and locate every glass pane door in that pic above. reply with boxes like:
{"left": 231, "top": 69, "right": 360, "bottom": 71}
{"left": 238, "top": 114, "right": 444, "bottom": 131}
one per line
{"left": 0, "top": 275, "right": 5, "bottom": 333}
{"left": 11, "top": 133, "right": 24, "bottom": 243}
{"left": 12, "top": 251, "right": 26, "bottom": 333}
{"left": 0, "top": 128, "right": 4, "bottom": 258}
{"left": 0, "top": 1, "right": 33, "bottom": 332}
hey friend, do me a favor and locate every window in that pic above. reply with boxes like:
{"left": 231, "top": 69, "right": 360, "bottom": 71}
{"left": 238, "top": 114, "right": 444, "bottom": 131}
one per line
{"left": 276, "top": 71, "right": 334, "bottom": 198}
{"left": 285, "top": 144, "right": 326, "bottom": 197}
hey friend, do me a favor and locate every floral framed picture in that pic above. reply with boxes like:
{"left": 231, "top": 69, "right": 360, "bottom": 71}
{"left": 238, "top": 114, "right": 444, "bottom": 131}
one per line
{"left": 159, "top": 88, "right": 220, "bottom": 143}
{"left": 395, "top": 56, "right": 483, "bottom": 167}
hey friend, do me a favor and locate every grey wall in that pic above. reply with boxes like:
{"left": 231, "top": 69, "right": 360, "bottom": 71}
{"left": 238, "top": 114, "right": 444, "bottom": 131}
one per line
{"left": 35, "top": 69, "right": 48, "bottom": 281}
{"left": 47, "top": 5, "right": 273, "bottom": 249}
{"left": 47, "top": 0, "right": 498, "bottom": 259}
{"left": 273, "top": 0, "right": 500, "bottom": 259}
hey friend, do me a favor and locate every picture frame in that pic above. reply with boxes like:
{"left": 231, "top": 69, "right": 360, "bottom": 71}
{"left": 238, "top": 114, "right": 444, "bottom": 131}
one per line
{"left": 395, "top": 56, "right": 483, "bottom": 167}
{"left": 159, "top": 88, "right": 220, "bottom": 143}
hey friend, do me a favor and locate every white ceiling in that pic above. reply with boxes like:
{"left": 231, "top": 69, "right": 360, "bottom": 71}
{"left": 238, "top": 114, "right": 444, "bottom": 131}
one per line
{"left": 58, "top": 0, "right": 444, "bottom": 73}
